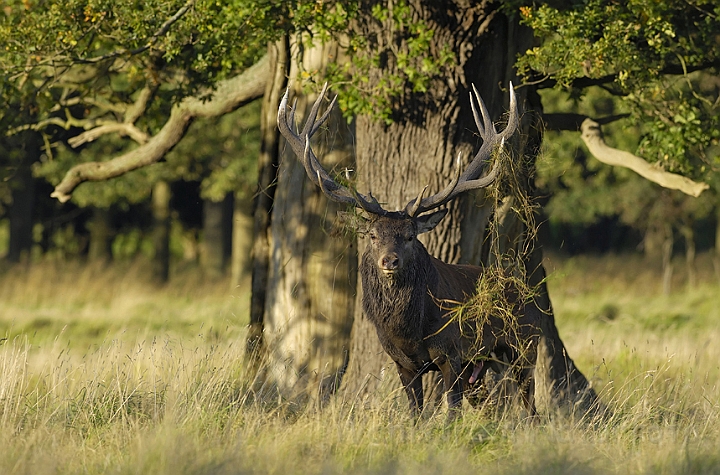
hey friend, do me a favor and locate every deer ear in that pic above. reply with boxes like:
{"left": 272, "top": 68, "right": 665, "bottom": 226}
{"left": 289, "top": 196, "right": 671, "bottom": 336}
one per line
{"left": 416, "top": 209, "right": 448, "bottom": 234}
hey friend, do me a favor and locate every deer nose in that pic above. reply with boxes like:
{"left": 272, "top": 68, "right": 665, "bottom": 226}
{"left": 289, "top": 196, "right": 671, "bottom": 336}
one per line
{"left": 380, "top": 254, "right": 399, "bottom": 271}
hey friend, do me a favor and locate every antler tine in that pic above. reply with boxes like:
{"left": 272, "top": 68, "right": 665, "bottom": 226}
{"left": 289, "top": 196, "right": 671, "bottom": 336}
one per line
{"left": 471, "top": 84, "right": 496, "bottom": 140}
{"left": 289, "top": 97, "right": 298, "bottom": 133}
{"left": 309, "top": 84, "right": 338, "bottom": 137}
{"left": 404, "top": 83, "right": 519, "bottom": 216}
{"left": 406, "top": 185, "right": 429, "bottom": 217}
{"left": 277, "top": 83, "right": 389, "bottom": 216}
{"left": 460, "top": 82, "right": 518, "bottom": 182}
{"left": 502, "top": 81, "right": 519, "bottom": 141}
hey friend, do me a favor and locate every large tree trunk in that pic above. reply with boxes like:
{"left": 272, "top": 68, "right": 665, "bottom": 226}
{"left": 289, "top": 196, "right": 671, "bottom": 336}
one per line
{"left": 261, "top": 38, "right": 357, "bottom": 401}
{"left": 231, "top": 192, "right": 253, "bottom": 287}
{"left": 340, "top": 2, "right": 596, "bottom": 414}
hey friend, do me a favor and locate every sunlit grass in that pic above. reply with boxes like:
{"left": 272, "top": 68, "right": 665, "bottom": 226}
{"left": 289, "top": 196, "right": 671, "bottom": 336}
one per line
{"left": 0, "top": 254, "right": 719, "bottom": 474}
{"left": 0, "top": 258, "right": 249, "bottom": 348}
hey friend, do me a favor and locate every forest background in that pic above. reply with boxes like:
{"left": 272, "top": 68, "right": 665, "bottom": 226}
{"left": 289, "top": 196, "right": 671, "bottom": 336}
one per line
{"left": 0, "top": 1, "right": 719, "bottom": 473}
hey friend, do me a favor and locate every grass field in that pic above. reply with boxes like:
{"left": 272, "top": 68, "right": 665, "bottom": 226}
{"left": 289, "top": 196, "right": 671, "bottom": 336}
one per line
{"left": 0, "top": 254, "right": 719, "bottom": 474}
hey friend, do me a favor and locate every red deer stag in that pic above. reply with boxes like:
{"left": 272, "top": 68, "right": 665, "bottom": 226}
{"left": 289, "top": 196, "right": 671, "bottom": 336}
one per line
{"left": 277, "top": 83, "right": 542, "bottom": 417}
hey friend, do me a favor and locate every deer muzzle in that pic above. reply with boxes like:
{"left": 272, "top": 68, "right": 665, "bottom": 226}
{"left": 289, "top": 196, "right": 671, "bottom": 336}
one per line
{"left": 379, "top": 254, "right": 400, "bottom": 277}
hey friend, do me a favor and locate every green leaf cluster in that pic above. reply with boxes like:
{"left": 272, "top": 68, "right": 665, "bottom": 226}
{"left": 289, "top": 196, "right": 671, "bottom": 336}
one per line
{"left": 324, "top": 0, "right": 455, "bottom": 123}
{"left": 518, "top": 0, "right": 720, "bottom": 180}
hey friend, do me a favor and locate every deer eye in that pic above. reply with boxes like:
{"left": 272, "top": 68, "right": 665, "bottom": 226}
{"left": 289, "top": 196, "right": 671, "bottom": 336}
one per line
{"left": 369, "top": 231, "right": 377, "bottom": 241}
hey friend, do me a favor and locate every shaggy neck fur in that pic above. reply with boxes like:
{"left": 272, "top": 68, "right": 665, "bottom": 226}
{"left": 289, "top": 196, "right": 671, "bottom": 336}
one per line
{"left": 360, "top": 241, "right": 439, "bottom": 340}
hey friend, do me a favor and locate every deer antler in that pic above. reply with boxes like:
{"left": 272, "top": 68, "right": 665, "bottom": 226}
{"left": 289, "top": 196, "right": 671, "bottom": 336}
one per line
{"left": 277, "top": 83, "right": 388, "bottom": 215}
{"left": 278, "top": 83, "right": 519, "bottom": 218}
{"left": 404, "top": 83, "right": 519, "bottom": 217}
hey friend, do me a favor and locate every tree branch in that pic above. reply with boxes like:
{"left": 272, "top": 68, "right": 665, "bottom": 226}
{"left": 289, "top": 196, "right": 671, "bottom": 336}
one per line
{"left": 124, "top": 85, "right": 156, "bottom": 124}
{"left": 67, "top": 84, "right": 157, "bottom": 147}
{"left": 543, "top": 112, "right": 630, "bottom": 131}
{"left": 533, "top": 59, "right": 720, "bottom": 90}
{"left": 580, "top": 118, "right": 709, "bottom": 197}
{"left": 67, "top": 123, "right": 150, "bottom": 147}
{"left": 50, "top": 54, "right": 270, "bottom": 203}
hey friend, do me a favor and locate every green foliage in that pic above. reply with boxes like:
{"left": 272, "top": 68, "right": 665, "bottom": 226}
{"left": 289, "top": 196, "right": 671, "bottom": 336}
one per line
{"left": 168, "top": 99, "right": 262, "bottom": 202}
{"left": 0, "top": 0, "right": 277, "bottom": 102}
{"left": 517, "top": 0, "right": 720, "bottom": 179}
{"left": 0, "top": 0, "right": 358, "bottom": 209}
{"left": 325, "top": 0, "right": 456, "bottom": 123}
{"left": 537, "top": 88, "right": 716, "bottom": 244}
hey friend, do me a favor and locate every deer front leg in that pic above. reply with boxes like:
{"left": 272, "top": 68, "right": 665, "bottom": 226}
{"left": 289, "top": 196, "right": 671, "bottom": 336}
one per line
{"left": 396, "top": 363, "right": 424, "bottom": 415}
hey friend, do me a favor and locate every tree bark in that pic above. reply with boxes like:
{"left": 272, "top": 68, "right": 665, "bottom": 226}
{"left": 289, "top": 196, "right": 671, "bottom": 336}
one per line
{"left": 248, "top": 39, "right": 290, "bottom": 358}
{"left": 261, "top": 38, "right": 357, "bottom": 401}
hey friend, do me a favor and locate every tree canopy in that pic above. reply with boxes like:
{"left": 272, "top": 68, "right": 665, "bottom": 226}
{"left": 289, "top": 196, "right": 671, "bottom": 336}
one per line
{"left": 519, "top": 0, "right": 720, "bottom": 184}
{"left": 2, "top": 0, "right": 718, "bottom": 206}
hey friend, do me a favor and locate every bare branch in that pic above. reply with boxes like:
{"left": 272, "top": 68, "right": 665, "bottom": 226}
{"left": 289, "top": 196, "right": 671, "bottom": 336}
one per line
{"left": 67, "top": 123, "right": 150, "bottom": 147}
{"left": 66, "top": 84, "right": 157, "bottom": 146}
{"left": 404, "top": 83, "right": 519, "bottom": 216}
{"left": 124, "top": 85, "right": 156, "bottom": 124}
{"left": 7, "top": 117, "right": 71, "bottom": 135}
{"left": 277, "top": 83, "right": 389, "bottom": 215}
{"left": 580, "top": 118, "right": 709, "bottom": 197}
{"left": 532, "top": 59, "right": 720, "bottom": 90}
{"left": 542, "top": 112, "right": 630, "bottom": 131}
{"left": 50, "top": 54, "right": 270, "bottom": 203}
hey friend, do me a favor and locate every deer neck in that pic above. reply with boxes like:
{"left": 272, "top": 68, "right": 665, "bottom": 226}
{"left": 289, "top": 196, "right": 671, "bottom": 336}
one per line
{"left": 360, "top": 245, "right": 438, "bottom": 337}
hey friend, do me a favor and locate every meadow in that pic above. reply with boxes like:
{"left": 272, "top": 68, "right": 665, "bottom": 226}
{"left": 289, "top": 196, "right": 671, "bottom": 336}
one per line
{"left": 0, "top": 254, "right": 718, "bottom": 474}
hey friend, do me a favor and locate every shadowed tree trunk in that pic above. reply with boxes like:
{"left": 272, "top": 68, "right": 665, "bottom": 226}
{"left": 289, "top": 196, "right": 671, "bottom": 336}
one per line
{"left": 6, "top": 130, "right": 40, "bottom": 263}
{"left": 261, "top": 38, "right": 357, "bottom": 400}
{"left": 248, "top": 38, "right": 290, "bottom": 358}
{"left": 202, "top": 193, "right": 233, "bottom": 278}
{"left": 679, "top": 223, "right": 696, "bottom": 290}
{"left": 339, "top": 1, "right": 596, "bottom": 413}
{"left": 151, "top": 180, "right": 171, "bottom": 283}
{"left": 714, "top": 204, "right": 720, "bottom": 284}
{"left": 231, "top": 192, "right": 253, "bottom": 288}
{"left": 87, "top": 207, "right": 113, "bottom": 262}
{"left": 662, "top": 222, "right": 674, "bottom": 295}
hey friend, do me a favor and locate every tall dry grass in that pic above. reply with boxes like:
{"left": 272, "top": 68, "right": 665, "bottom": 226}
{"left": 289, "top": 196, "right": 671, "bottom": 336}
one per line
{"left": 0, "top": 254, "right": 718, "bottom": 474}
